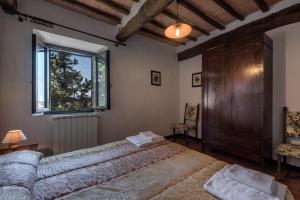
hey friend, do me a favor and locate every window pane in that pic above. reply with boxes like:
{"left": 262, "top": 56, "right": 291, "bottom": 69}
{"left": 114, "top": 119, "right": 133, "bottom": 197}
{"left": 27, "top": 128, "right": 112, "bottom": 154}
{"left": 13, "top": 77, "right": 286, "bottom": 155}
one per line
{"left": 50, "top": 50, "right": 92, "bottom": 112}
{"left": 37, "top": 44, "right": 46, "bottom": 109}
{"left": 97, "top": 52, "right": 107, "bottom": 107}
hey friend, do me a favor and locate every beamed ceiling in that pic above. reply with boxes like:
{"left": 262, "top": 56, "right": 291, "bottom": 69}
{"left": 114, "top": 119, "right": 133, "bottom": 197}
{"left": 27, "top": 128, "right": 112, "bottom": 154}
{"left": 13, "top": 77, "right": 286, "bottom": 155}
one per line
{"left": 44, "top": 0, "right": 282, "bottom": 46}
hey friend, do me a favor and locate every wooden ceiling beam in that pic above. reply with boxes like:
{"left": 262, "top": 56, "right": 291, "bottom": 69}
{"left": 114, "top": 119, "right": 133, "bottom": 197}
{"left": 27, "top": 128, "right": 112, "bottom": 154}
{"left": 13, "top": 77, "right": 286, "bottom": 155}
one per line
{"left": 116, "top": 0, "right": 174, "bottom": 42}
{"left": 96, "top": 0, "right": 130, "bottom": 15}
{"left": 179, "top": 0, "right": 225, "bottom": 30}
{"left": 178, "top": 3, "right": 300, "bottom": 61}
{"left": 65, "top": 0, "right": 121, "bottom": 23}
{"left": 161, "top": 10, "right": 209, "bottom": 36}
{"left": 46, "top": 0, "right": 121, "bottom": 24}
{"left": 212, "top": 0, "right": 244, "bottom": 20}
{"left": 150, "top": 20, "right": 197, "bottom": 42}
{"left": 139, "top": 27, "right": 185, "bottom": 46}
{"left": 254, "top": 0, "right": 269, "bottom": 12}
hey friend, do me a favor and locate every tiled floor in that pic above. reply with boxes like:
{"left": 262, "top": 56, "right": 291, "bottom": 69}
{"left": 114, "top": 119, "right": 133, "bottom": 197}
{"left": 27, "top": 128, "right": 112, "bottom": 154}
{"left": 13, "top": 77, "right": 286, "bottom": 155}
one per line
{"left": 169, "top": 136, "right": 300, "bottom": 200}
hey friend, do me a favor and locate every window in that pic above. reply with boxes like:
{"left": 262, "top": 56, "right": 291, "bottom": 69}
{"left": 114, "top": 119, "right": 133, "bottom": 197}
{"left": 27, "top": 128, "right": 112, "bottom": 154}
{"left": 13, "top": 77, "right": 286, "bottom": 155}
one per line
{"left": 32, "top": 33, "right": 110, "bottom": 114}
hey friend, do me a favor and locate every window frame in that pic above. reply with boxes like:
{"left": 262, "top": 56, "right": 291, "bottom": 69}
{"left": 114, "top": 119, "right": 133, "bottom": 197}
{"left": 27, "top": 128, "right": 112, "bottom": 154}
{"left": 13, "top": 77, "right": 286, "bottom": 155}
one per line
{"left": 32, "top": 34, "right": 110, "bottom": 114}
{"left": 95, "top": 50, "right": 110, "bottom": 110}
{"left": 32, "top": 34, "right": 50, "bottom": 113}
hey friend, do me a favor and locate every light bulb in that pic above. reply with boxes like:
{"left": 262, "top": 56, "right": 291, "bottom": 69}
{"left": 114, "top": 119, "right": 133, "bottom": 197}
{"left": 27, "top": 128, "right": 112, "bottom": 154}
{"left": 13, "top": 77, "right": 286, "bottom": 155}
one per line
{"left": 175, "top": 26, "right": 180, "bottom": 37}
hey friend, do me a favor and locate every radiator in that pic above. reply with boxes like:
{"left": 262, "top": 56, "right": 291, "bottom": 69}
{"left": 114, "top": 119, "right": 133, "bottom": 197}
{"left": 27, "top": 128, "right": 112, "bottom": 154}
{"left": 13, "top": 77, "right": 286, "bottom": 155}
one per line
{"left": 52, "top": 114, "right": 98, "bottom": 155}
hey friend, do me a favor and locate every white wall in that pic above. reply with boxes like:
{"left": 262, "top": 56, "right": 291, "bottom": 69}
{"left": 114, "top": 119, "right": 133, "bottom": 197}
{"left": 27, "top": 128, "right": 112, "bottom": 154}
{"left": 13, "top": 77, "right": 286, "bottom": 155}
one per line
{"left": 178, "top": 55, "right": 202, "bottom": 138}
{"left": 285, "top": 24, "right": 300, "bottom": 111}
{"left": 267, "top": 22, "right": 300, "bottom": 167}
{"left": 0, "top": 0, "right": 179, "bottom": 150}
{"left": 267, "top": 28, "right": 286, "bottom": 162}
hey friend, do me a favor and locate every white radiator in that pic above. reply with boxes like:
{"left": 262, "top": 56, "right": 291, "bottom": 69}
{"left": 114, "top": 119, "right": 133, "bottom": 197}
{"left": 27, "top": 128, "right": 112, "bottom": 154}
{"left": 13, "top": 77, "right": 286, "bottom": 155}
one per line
{"left": 52, "top": 114, "right": 98, "bottom": 155}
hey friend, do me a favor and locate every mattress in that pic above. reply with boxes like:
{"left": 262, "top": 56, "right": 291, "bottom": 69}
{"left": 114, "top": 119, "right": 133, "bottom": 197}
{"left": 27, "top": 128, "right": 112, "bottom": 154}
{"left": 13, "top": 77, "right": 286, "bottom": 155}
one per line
{"left": 31, "top": 140, "right": 295, "bottom": 199}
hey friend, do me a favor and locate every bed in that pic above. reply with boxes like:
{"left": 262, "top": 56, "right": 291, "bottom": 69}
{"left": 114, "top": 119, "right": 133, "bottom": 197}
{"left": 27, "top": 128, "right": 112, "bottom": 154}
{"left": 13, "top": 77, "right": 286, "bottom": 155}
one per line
{"left": 0, "top": 140, "right": 295, "bottom": 200}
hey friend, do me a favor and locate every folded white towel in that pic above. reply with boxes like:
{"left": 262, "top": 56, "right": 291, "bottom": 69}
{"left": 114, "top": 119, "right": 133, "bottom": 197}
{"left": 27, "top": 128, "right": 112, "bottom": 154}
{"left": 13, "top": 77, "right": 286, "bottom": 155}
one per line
{"left": 139, "top": 131, "right": 164, "bottom": 142}
{"left": 126, "top": 131, "right": 165, "bottom": 147}
{"left": 275, "top": 182, "right": 288, "bottom": 200}
{"left": 224, "top": 164, "right": 275, "bottom": 195}
{"left": 204, "top": 165, "right": 287, "bottom": 200}
{"left": 126, "top": 135, "right": 152, "bottom": 147}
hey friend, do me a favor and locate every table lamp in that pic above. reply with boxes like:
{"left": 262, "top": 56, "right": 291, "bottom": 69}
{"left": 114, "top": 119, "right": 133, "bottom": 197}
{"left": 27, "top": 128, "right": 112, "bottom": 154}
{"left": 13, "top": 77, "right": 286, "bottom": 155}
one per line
{"left": 2, "top": 130, "right": 27, "bottom": 148}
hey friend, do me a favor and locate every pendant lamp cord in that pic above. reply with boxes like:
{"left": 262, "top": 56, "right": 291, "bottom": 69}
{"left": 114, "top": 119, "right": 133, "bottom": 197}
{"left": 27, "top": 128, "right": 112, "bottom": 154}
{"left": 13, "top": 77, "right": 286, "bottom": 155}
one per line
{"left": 176, "top": 0, "right": 179, "bottom": 23}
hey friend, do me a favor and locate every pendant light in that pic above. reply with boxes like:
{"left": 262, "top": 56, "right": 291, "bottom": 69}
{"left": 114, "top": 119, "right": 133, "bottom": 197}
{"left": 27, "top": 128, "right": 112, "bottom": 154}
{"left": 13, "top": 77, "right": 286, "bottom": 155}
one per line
{"left": 164, "top": 0, "right": 192, "bottom": 39}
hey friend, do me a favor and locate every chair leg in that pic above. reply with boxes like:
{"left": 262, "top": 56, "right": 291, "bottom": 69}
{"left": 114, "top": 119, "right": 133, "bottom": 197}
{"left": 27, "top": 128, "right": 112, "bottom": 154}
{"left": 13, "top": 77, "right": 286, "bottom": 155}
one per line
{"left": 277, "top": 154, "right": 282, "bottom": 180}
{"left": 185, "top": 130, "right": 188, "bottom": 146}
{"left": 172, "top": 128, "right": 176, "bottom": 141}
{"left": 201, "top": 141, "right": 205, "bottom": 153}
{"left": 283, "top": 156, "right": 288, "bottom": 177}
{"left": 195, "top": 128, "right": 198, "bottom": 144}
{"left": 283, "top": 155, "right": 287, "bottom": 171}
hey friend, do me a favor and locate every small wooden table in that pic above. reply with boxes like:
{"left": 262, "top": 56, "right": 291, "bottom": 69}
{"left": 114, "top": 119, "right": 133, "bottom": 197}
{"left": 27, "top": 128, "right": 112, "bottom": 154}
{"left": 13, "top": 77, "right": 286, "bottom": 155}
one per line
{"left": 0, "top": 144, "right": 38, "bottom": 155}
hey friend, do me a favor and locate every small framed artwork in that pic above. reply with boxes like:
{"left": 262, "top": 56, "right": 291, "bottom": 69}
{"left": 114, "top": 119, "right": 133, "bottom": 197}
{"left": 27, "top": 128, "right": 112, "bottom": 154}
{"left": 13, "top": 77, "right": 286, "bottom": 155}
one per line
{"left": 192, "top": 72, "right": 202, "bottom": 87}
{"left": 151, "top": 70, "right": 161, "bottom": 86}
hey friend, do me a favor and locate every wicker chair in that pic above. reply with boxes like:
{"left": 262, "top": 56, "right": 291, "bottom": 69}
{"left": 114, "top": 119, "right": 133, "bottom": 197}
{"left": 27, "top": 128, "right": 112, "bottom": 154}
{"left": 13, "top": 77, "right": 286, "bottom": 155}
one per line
{"left": 173, "top": 103, "right": 200, "bottom": 146}
{"left": 276, "top": 107, "right": 300, "bottom": 179}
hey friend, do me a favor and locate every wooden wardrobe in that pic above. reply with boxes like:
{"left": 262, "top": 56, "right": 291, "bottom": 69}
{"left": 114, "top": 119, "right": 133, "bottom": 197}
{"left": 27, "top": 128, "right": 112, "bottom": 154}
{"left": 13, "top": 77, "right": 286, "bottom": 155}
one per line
{"left": 202, "top": 34, "right": 273, "bottom": 166}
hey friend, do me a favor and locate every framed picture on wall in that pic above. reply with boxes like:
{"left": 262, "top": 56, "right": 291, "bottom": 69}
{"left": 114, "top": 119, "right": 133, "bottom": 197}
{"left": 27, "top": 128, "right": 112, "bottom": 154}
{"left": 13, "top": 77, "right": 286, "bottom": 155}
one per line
{"left": 151, "top": 70, "right": 161, "bottom": 86}
{"left": 192, "top": 72, "right": 202, "bottom": 87}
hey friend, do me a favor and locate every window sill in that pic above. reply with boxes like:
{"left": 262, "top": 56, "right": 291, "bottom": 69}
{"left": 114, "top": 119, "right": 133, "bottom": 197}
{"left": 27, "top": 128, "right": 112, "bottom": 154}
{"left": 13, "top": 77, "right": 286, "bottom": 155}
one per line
{"left": 32, "top": 108, "right": 109, "bottom": 117}
{"left": 50, "top": 112, "right": 100, "bottom": 120}
{"left": 32, "top": 111, "right": 99, "bottom": 118}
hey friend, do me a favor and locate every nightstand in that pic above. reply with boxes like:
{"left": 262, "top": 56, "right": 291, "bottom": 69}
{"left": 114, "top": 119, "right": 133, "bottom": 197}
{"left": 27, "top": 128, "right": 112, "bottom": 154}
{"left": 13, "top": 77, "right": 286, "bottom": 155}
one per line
{"left": 0, "top": 144, "right": 38, "bottom": 155}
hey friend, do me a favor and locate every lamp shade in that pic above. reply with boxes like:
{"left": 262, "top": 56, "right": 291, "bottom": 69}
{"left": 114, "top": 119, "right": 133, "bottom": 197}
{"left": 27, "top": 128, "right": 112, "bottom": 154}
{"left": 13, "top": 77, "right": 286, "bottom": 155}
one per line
{"left": 164, "top": 22, "right": 192, "bottom": 39}
{"left": 2, "top": 130, "right": 27, "bottom": 144}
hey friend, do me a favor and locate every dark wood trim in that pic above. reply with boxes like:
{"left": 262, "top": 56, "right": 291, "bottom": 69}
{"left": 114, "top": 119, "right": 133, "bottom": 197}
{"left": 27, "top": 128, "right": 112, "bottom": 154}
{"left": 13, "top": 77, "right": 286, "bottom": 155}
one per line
{"left": 178, "top": 3, "right": 300, "bottom": 61}
{"left": 66, "top": 0, "right": 121, "bottom": 23}
{"left": 189, "top": 24, "right": 210, "bottom": 36}
{"left": 45, "top": 0, "right": 121, "bottom": 24}
{"left": 179, "top": 0, "right": 225, "bottom": 30}
{"left": 150, "top": 20, "right": 197, "bottom": 42}
{"left": 195, "top": 104, "right": 200, "bottom": 141}
{"left": 161, "top": 10, "right": 209, "bottom": 36}
{"left": 212, "top": 0, "right": 244, "bottom": 20}
{"left": 96, "top": 0, "right": 130, "bottom": 15}
{"left": 0, "top": 0, "right": 17, "bottom": 14}
{"left": 106, "top": 50, "right": 111, "bottom": 110}
{"left": 283, "top": 107, "right": 287, "bottom": 143}
{"left": 131, "top": 0, "right": 140, "bottom": 2}
{"left": 139, "top": 28, "right": 185, "bottom": 46}
{"left": 150, "top": 20, "right": 165, "bottom": 29}
{"left": 32, "top": 34, "right": 37, "bottom": 114}
{"left": 116, "top": 0, "right": 174, "bottom": 42}
{"left": 254, "top": 0, "right": 270, "bottom": 12}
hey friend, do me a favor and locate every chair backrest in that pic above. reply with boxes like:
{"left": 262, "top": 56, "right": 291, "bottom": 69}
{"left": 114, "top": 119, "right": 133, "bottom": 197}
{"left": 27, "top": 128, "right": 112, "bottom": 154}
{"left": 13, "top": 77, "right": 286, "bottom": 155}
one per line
{"left": 283, "top": 107, "right": 300, "bottom": 143}
{"left": 184, "top": 103, "right": 200, "bottom": 125}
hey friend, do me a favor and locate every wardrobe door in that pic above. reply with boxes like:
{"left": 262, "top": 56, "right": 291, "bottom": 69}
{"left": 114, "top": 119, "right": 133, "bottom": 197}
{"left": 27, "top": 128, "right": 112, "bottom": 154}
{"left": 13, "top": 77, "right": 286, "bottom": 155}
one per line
{"left": 226, "top": 41, "right": 263, "bottom": 160}
{"left": 203, "top": 46, "right": 232, "bottom": 149}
